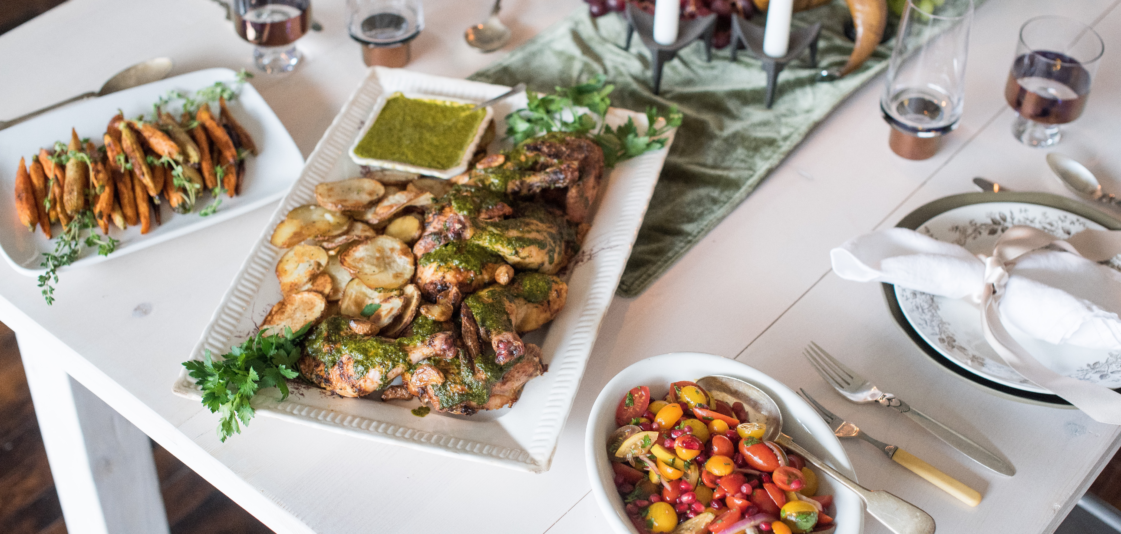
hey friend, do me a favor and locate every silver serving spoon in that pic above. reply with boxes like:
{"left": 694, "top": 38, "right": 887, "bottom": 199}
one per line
{"left": 0, "top": 58, "right": 174, "bottom": 131}
{"left": 465, "top": 0, "right": 512, "bottom": 53}
{"left": 696, "top": 376, "right": 936, "bottom": 534}
{"left": 468, "top": 83, "right": 526, "bottom": 112}
{"left": 1047, "top": 153, "right": 1121, "bottom": 208}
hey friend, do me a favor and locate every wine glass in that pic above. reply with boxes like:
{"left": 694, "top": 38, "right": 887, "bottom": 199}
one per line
{"left": 1005, "top": 16, "right": 1104, "bottom": 147}
{"left": 233, "top": 0, "right": 312, "bottom": 74}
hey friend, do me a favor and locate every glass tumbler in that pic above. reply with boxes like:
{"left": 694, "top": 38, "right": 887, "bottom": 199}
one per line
{"left": 233, "top": 0, "right": 312, "bottom": 73}
{"left": 1004, "top": 16, "right": 1104, "bottom": 147}
{"left": 348, "top": 0, "right": 424, "bottom": 68}
{"left": 881, "top": 0, "right": 973, "bottom": 160}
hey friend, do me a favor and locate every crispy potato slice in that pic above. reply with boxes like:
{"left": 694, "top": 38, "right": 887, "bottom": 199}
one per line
{"left": 262, "top": 291, "right": 326, "bottom": 337}
{"left": 315, "top": 178, "right": 386, "bottom": 211}
{"left": 307, "top": 272, "right": 333, "bottom": 295}
{"left": 383, "top": 213, "right": 423, "bottom": 244}
{"left": 315, "top": 221, "right": 377, "bottom": 250}
{"left": 323, "top": 254, "right": 353, "bottom": 301}
{"left": 338, "top": 279, "right": 405, "bottom": 328}
{"left": 363, "top": 168, "right": 419, "bottom": 184}
{"left": 412, "top": 177, "right": 453, "bottom": 198}
{"left": 269, "top": 205, "right": 351, "bottom": 248}
{"left": 382, "top": 285, "right": 420, "bottom": 337}
{"left": 276, "top": 244, "right": 329, "bottom": 294}
{"left": 339, "top": 235, "right": 415, "bottom": 289}
{"left": 351, "top": 185, "right": 423, "bottom": 226}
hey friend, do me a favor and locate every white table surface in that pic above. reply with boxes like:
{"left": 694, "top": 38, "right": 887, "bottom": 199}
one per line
{"left": 2, "top": 0, "right": 1121, "bottom": 533}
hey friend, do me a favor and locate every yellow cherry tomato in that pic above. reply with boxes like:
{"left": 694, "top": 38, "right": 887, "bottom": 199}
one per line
{"left": 675, "top": 444, "right": 701, "bottom": 461}
{"left": 781, "top": 501, "right": 820, "bottom": 533}
{"left": 695, "top": 485, "right": 714, "bottom": 505}
{"left": 655, "top": 403, "right": 684, "bottom": 429}
{"left": 799, "top": 467, "right": 818, "bottom": 496}
{"left": 649, "top": 469, "right": 661, "bottom": 484}
{"left": 646, "top": 501, "right": 678, "bottom": 533}
{"left": 771, "top": 521, "right": 793, "bottom": 534}
{"left": 736, "top": 422, "right": 767, "bottom": 440}
{"left": 649, "top": 400, "right": 669, "bottom": 415}
{"left": 705, "top": 455, "right": 734, "bottom": 476}
{"left": 657, "top": 458, "right": 684, "bottom": 480}
{"left": 650, "top": 443, "right": 678, "bottom": 464}
{"left": 679, "top": 418, "right": 711, "bottom": 442}
{"left": 678, "top": 386, "right": 708, "bottom": 409}
{"left": 708, "top": 418, "right": 730, "bottom": 435}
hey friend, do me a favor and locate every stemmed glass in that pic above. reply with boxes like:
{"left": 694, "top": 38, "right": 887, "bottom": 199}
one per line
{"left": 1004, "top": 16, "right": 1104, "bottom": 147}
{"left": 233, "top": 0, "right": 312, "bottom": 74}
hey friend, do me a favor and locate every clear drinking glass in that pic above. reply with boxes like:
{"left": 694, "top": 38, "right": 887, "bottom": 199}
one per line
{"left": 348, "top": 0, "right": 424, "bottom": 68}
{"left": 881, "top": 0, "right": 973, "bottom": 158}
{"left": 1004, "top": 16, "right": 1104, "bottom": 147}
{"left": 233, "top": 0, "right": 312, "bottom": 74}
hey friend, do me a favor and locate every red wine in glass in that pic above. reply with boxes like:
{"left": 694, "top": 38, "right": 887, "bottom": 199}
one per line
{"left": 1004, "top": 51, "right": 1091, "bottom": 125}
{"left": 233, "top": 0, "right": 311, "bottom": 73}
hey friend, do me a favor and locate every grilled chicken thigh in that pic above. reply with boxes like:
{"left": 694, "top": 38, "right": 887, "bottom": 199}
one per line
{"left": 461, "top": 272, "right": 568, "bottom": 365}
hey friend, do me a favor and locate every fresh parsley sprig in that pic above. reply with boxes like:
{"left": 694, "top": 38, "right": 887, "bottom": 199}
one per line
{"left": 183, "top": 323, "right": 309, "bottom": 442}
{"left": 504, "top": 75, "right": 682, "bottom": 167}
{"left": 37, "top": 210, "right": 119, "bottom": 305}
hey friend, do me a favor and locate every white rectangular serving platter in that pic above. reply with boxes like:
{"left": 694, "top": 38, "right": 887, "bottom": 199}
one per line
{"left": 173, "top": 67, "right": 675, "bottom": 473}
{"left": 0, "top": 68, "right": 304, "bottom": 276}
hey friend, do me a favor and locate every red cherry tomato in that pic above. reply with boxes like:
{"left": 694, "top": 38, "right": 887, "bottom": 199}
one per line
{"left": 811, "top": 494, "right": 834, "bottom": 509}
{"left": 772, "top": 466, "right": 806, "bottom": 492}
{"left": 750, "top": 488, "right": 780, "bottom": 515}
{"left": 701, "top": 468, "right": 720, "bottom": 489}
{"left": 693, "top": 407, "right": 739, "bottom": 427}
{"left": 662, "top": 481, "right": 682, "bottom": 503}
{"left": 726, "top": 493, "right": 752, "bottom": 512}
{"left": 718, "top": 473, "right": 746, "bottom": 496}
{"left": 787, "top": 454, "right": 806, "bottom": 471}
{"left": 668, "top": 381, "right": 705, "bottom": 402}
{"left": 763, "top": 482, "right": 787, "bottom": 508}
{"left": 616, "top": 386, "right": 651, "bottom": 426}
{"left": 818, "top": 512, "right": 835, "bottom": 525}
{"left": 710, "top": 435, "right": 735, "bottom": 457}
{"left": 707, "top": 509, "right": 743, "bottom": 533}
{"left": 612, "top": 462, "right": 646, "bottom": 485}
{"left": 739, "top": 442, "right": 781, "bottom": 472}
{"left": 713, "top": 485, "right": 727, "bottom": 500}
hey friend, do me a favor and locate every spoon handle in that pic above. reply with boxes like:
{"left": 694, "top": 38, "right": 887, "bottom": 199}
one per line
{"left": 0, "top": 91, "right": 98, "bottom": 131}
{"left": 777, "top": 434, "right": 936, "bottom": 534}
{"left": 491, "top": 0, "right": 502, "bottom": 15}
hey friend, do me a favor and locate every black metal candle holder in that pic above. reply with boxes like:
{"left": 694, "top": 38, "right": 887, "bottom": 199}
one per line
{"left": 621, "top": 4, "right": 717, "bottom": 95}
{"left": 730, "top": 15, "right": 822, "bottom": 109}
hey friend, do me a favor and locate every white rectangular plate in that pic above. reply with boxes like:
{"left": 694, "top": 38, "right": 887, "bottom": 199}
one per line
{"left": 0, "top": 68, "right": 304, "bottom": 276}
{"left": 173, "top": 67, "right": 674, "bottom": 473}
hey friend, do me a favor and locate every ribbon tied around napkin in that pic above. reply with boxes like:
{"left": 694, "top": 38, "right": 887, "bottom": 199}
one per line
{"left": 832, "top": 225, "right": 1121, "bottom": 424}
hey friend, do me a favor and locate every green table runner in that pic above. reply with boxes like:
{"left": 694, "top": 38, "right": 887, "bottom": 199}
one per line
{"left": 470, "top": 5, "right": 894, "bottom": 297}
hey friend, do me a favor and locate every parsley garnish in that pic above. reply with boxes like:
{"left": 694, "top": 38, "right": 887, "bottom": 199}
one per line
{"left": 624, "top": 483, "right": 646, "bottom": 504}
{"left": 183, "top": 323, "right": 309, "bottom": 442}
{"left": 742, "top": 437, "right": 761, "bottom": 447}
{"left": 630, "top": 417, "right": 641, "bottom": 426}
{"left": 361, "top": 303, "right": 381, "bottom": 317}
{"left": 625, "top": 392, "right": 635, "bottom": 407}
{"left": 640, "top": 435, "right": 651, "bottom": 449}
{"left": 199, "top": 186, "right": 227, "bottom": 217}
{"left": 115, "top": 153, "right": 132, "bottom": 170}
{"left": 37, "top": 210, "right": 118, "bottom": 305}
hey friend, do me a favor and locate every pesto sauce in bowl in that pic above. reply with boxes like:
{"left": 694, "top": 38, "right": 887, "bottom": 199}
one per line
{"left": 353, "top": 94, "right": 487, "bottom": 171}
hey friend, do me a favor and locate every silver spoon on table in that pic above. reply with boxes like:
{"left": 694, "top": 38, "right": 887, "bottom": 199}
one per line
{"left": 0, "top": 57, "right": 174, "bottom": 131}
{"left": 1047, "top": 153, "right": 1121, "bottom": 208}
{"left": 696, "top": 375, "right": 937, "bottom": 534}
{"left": 465, "top": 0, "right": 512, "bottom": 53}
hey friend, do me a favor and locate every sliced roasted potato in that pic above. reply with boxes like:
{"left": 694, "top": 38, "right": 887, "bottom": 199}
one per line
{"left": 383, "top": 214, "right": 423, "bottom": 244}
{"left": 262, "top": 291, "right": 327, "bottom": 337}
{"left": 412, "top": 177, "right": 454, "bottom": 198}
{"left": 364, "top": 168, "right": 419, "bottom": 184}
{"left": 351, "top": 185, "right": 423, "bottom": 226}
{"left": 338, "top": 279, "right": 405, "bottom": 328}
{"left": 315, "top": 221, "right": 377, "bottom": 250}
{"left": 315, "top": 178, "right": 386, "bottom": 211}
{"left": 405, "top": 192, "right": 434, "bottom": 209}
{"left": 269, "top": 205, "right": 351, "bottom": 248}
{"left": 348, "top": 318, "right": 380, "bottom": 336}
{"left": 307, "top": 273, "right": 333, "bottom": 295}
{"left": 339, "top": 235, "right": 415, "bottom": 289}
{"left": 276, "top": 244, "right": 329, "bottom": 294}
{"left": 323, "top": 254, "right": 353, "bottom": 301}
{"left": 382, "top": 284, "right": 420, "bottom": 337}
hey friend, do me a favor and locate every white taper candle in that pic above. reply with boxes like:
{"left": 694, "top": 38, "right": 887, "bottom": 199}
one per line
{"left": 653, "top": 0, "right": 680, "bottom": 45}
{"left": 762, "top": 0, "right": 794, "bottom": 57}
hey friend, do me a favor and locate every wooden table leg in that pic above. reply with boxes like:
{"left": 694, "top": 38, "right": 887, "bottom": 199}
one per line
{"left": 17, "top": 333, "right": 170, "bottom": 534}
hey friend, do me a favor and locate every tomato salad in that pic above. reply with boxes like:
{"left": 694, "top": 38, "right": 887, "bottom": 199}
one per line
{"left": 607, "top": 382, "right": 836, "bottom": 534}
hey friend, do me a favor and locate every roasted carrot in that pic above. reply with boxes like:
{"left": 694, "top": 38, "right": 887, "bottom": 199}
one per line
{"left": 120, "top": 122, "right": 159, "bottom": 196}
{"left": 186, "top": 112, "right": 218, "bottom": 190}
{"left": 161, "top": 162, "right": 187, "bottom": 213}
{"left": 221, "top": 162, "right": 236, "bottom": 198}
{"left": 131, "top": 168, "right": 151, "bottom": 234}
{"left": 110, "top": 202, "right": 126, "bottom": 230}
{"left": 63, "top": 129, "right": 89, "bottom": 216}
{"left": 15, "top": 157, "right": 37, "bottom": 231}
{"left": 219, "top": 96, "right": 257, "bottom": 156}
{"left": 36, "top": 149, "right": 61, "bottom": 223}
{"left": 197, "top": 103, "right": 237, "bottom": 165}
{"left": 51, "top": 171, "right": 69, "bottom": 228}
{"left": 114, "top": 162, "right": 139, "bottom": 227}
{"left": 129, "top": 119, "right": 181, "bottom": 162}
{"left": 28, "top": 159, "right": 52, "bottom": 238}
{"left": 106, "top": 113, "right": 124, "bottom": 145}
{"left": 158, "top": 111, "right": 200, "bottom": 164}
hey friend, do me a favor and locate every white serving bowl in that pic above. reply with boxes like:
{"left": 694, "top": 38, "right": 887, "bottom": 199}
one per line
{"left": 585, "top": 352, "right": 865, "bottom": 534}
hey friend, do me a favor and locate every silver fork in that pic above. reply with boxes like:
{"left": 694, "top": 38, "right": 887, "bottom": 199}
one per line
{"left": 800, "top": 390, "right": 982, "bottom": 507}
{"left": 804, "top": 342, "right": 1016, "bottom": 477}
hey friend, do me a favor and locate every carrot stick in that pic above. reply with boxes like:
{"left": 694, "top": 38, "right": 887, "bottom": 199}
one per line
{"left": 132, "top": 169, "right": 151, "bottom": 234}
{"left": 186, "top": 112, "right": 218, "bottom": 190}
{"left": 28, "top": 159, "right": 52, "bottom": 238}
{"left": 15, "top": 157, "right": 37, "bottom": 231}
{"left": 197, "top": 103, "right": 237, "bottom": 165}
{"left": 219, "top": 96, "right": 257, "bottom": 155}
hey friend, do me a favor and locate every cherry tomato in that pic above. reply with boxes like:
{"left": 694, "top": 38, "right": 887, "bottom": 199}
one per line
{"left": 713, "top": 485, "right": 727, "bottom": 500}
{"left": 674, "top": 435, "right": 703, "bottom": 460}
{"left": 654, "top": 403, "right": 684, "bottom": 430}
{"left": 717, "top": 473, "right": 745, "bottom": 496}
{"left": 616, "top": 386, "right": 651, "bottom": 426}
{"left": 771, "top": 521, "right": 793, "bottom": 534}
{"left": 708, "top": 418, "right": 730, "bottom": 435}
{"left": 810, "top": 494, "right": 833, "bottom": 509}
{"left": 695, "top": 485, "right": 714, "bottom": 506}
{"left": 710, "top": 435, "right": 735, "bottom": 457}
{"left": 707, "top": 509, "right": 743, "bottom": 533}
{"left": 705, "top": 455, "right": 735, "bottom": 476}
{"left": 648, "top": 400, "right": 669, "bottom": 416}
{"left": 645, "top": 501, "right": 678, "bottom": 533}
{"left": 628, "top": 514, "right": 653, "bottom": 534}
{"left": 726, "top": 493, "right": 752, "bottom": 512}
{"left": 773, "top": 466, "right": 806, "bottom": 492}
{"left": 693, "top": 407, "right": 739, "bottom": 427}
{"left": 787, "top": 454, "right": 806, "bottom": 471}
{"left": 612, "top": 462, "right": 646, "bottom": 485}
{"left": 736, "top": 422, "right": 767, "bottom": 440}
{"left": 669, "top": 381, "right": 706, "bottom": 403}
{"left": 740, "top": 442, "right": 781, "bottom": 472}
{"left": 817, "top": 512, "right": 834, "bottom": 525}
{"left": 780, "top": 501, "right": 818, "bottom": 533}
{"left": 701, "top": 468, "right": 720, "bottom": 488}
{"left": 764, "top": 482, "right": 787, "bottom": 509}
{"left": 750, "top": 488, "right": 781, "bottom": 515}
{"left": 799, "top": 467, "right": 818, "bottom": 497}
{"left": 677, "top": 386, "right": 709, "bottom": 410}
{"left": 662, "top": 481, "right": 682, "bottom": 503}
{"left": 657, "top": 459, "right": 684, "bottom": 480}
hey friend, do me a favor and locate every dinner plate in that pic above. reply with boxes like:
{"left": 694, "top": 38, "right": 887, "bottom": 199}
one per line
{"left": 884, "top": 193, "right": 1121, "bottom": 405}
{"left": 173, "top": 67, "right": 675, "bottom": 472}
{"left": 586, "top": 353, "right": 864, "bottom": 534}
{"left": 0, "top": 68, "right": 303, "bottom": 276}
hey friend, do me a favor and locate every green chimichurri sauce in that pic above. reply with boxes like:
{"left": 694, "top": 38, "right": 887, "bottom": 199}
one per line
{"left": 418, "top": 241, "right": 502, "bottom": 272}
{"left": 353, "top": 94, "right": 486, "bottom": 170}
{"left": 411, "top": 406, "right": 431, "bottom": 417}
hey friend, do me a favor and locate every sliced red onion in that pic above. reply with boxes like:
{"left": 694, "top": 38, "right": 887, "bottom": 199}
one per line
{"left": 721, "top": 512, "right": 779, "bottom": 534}
{"left": 764, "top": 442, "right": 788, "bottom": 468}
{"left": 790, "top": 492, "right": 824, "bottom": 513}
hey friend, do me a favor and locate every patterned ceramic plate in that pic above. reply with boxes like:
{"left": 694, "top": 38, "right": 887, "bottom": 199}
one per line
{"left": 884, "top": 193, "right": 1121, "bottom": 404}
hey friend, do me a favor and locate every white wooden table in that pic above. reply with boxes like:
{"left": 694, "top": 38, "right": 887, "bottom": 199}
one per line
{"left": 2, "top": 0, "right": 1120, "bottom": 532}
